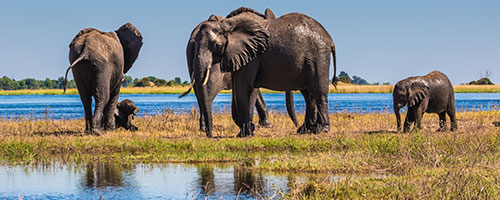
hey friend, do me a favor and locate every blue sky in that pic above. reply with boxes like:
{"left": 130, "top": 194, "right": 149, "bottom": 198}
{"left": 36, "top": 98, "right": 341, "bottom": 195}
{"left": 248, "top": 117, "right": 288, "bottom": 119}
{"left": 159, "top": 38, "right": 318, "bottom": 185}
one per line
{"left": 0, "top": 0, "right": 499, "bottom": 84}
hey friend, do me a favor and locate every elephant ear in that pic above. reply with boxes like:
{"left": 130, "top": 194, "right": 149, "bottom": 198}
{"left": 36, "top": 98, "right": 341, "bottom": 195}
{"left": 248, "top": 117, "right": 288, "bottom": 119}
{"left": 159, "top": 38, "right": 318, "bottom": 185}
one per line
{"left": 220, "top": 14, "right": 270, "bottom": 72}
{"left": 408, "top": 82, "right": 429, "bottom": 107}
{"left": 115, "top": 23, "right": 143, "bottom": 74}
{"left": 265, "top": 8, "right": 276, "bottom": 19}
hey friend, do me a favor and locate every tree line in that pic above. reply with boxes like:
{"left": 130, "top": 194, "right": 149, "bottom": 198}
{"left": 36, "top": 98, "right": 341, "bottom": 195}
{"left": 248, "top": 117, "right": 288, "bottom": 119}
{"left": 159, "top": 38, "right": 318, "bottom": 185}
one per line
{"left": 0, "top": 75, "right": 190, "bottom": 90}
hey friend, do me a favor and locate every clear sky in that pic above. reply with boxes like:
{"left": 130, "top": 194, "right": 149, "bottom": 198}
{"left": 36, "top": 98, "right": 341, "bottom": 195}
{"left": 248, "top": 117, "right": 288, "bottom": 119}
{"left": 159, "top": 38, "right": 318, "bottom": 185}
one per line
{"left": 0, "top": 0, "right": 499, "bottom": 84}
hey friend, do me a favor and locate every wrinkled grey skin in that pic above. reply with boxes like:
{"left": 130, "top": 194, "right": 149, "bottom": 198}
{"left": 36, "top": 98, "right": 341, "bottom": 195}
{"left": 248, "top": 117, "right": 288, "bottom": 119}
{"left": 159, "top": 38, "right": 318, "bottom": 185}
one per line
{"left": 64, "top": 23, "right": 143, "bottom": 135}
{"left": 184, "top": 9, "right": 299, "bottom": 137}
{"left": 114, "top": 99, "right": 139, "bottom": 131}
{"left": 393, "top": 71, "right": 457, "bottom": 132}
{"left": 192, "top": 7, "right": 336, "bottom": 137}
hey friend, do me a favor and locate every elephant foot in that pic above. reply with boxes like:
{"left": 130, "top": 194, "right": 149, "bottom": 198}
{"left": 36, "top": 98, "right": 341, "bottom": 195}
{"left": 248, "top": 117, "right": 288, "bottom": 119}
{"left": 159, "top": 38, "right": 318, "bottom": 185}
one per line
{"left": 317, "top": 124, "right": 330, "bottom": 133}
{"left": 258, "top": 119, "right": 273, "bottom": 128}
{"left": 85, "top": 128, "right": 101, "bottom": 136}
{"left": 128, "top": 125, "right": 138, "bottom": 132}
{"left": 297, "top": 123, "right": 318, "bottom": 134}
{"left": 205, "top": 129, "right": 212, "bottom": 138}
{"left": 200, "top": 123, "right": 207, "bottom": 132}
{"left": 451, "top": 125, "right": 458, "bottom": 132}
{"left": 436, "top": 127, "right": 446, "bottom": 132}
{"left": 237, "top": 122, "right": 255, "bottom": 138}
{"left": 494, "top": 122, "right": 500, "bottom": 127}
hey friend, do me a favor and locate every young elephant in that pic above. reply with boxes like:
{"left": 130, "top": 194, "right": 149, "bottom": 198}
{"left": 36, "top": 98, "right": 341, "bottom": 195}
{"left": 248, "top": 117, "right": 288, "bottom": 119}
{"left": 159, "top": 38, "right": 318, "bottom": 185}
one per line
{"left": 114, "top": 99, "right": 139, "bottom": 131}
{"left": 393, "top": 71, "right": 457, "bottom": 132}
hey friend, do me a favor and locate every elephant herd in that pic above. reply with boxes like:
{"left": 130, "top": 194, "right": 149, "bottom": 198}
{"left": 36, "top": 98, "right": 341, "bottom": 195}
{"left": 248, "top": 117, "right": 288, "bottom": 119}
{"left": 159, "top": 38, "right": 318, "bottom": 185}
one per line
{"left": 63, "top": 7, "right": 466, "bottom": 137}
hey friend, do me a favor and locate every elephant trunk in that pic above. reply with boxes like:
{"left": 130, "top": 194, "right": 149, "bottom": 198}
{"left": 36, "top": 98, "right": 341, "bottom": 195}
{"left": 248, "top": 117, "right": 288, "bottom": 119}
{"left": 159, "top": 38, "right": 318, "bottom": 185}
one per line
{"left": 194, "top": 81, "right": 213, "bottom": 137}
{"left": 193, "top": 48, "right": 214, "bottom": 137}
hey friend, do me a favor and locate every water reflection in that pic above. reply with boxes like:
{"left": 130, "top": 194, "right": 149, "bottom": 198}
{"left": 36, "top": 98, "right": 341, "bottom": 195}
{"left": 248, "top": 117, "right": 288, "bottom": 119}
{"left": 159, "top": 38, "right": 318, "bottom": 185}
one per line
{"left": 81, "top": 162, "right": 133, "bottom": 188}
{"left": 0, "top": 162, "right": 385, "bottom": 199}
{"left": 0, "top": 162, "right": 291, "bottom": 199}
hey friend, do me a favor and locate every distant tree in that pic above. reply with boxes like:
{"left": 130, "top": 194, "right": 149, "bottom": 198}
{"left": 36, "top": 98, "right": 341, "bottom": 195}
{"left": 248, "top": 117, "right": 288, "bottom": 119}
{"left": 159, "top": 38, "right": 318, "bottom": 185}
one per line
{"left": 338, "top": 71, "right": 351, "bottom": 84}
{"left": 182, "top": 81, "right": 189, "bottom": 85}
{"left": 351, "top": 75, "right": 369, "bottom": 85}
{"left": 174, "top": 77, "right": 182, "bottom": 85}
{"left": 154, "top": 78, "right": 167, "bottom": 86}
{"left": 122, "top": 75, "right": 133, "bottom": 87}
{"left": 383, "top": 82, "right": 391, "bottom": 85}
{"left": 134, "top": 77, "right": 152, "bottom": 87}
{"left": 468, "top": 78, "right": 494, "bottom": 85}
{"left": 166, "top": 80, "right": 175, "bottom": 86}
{"left": 147, "top": 76, "right": 157, "bottom": 83}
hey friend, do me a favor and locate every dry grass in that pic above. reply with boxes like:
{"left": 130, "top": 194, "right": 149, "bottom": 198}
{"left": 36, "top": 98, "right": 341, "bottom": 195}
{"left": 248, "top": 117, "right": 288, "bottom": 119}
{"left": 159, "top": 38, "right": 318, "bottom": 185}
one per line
{"left": 2, "top": 110, "right": 500, "bottom": 198}
{"left": 1, "top": 84, "right": 499, "bottom": 95}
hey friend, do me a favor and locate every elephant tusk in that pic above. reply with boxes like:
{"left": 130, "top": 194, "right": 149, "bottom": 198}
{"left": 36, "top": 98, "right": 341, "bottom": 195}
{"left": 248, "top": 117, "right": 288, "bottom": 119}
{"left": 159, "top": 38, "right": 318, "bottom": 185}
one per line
{"left": 202, "top": 65, "right": 211, "bottom": 86}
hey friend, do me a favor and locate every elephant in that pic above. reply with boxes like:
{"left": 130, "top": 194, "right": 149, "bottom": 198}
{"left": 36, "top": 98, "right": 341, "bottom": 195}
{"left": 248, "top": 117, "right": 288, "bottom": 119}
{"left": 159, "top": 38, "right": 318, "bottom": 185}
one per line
{"left": 393, "top": 70, "right": 458, "bottom": 132}
{"left": 63, "top": 23, "right": 143, "bottom": 135}
{"left": 182, "top": 8, "right": 299, "bottom": 137}
{"left": 114, "top": 99, "right": 139, "bottom": 131}
{"left": 191, "top": 7, "right": 336, "bottom": 137}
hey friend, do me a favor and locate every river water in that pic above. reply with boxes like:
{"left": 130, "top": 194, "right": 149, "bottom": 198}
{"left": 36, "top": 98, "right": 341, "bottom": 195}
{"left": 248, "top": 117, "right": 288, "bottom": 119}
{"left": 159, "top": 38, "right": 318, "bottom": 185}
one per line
{"left": 0, "top": 162, "right": 379, "bottom": 199}
{"left": 0, "top": 93, "right": 499, "bottom": 119}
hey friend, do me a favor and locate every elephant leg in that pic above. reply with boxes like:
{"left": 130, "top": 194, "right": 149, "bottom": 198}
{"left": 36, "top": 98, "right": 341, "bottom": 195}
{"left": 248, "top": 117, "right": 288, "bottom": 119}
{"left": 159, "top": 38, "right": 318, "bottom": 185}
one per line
{"left": 448, "top": 106, "right": 458, "bottom": 132}
{"left": 77, "top": 83, "right": 92, "bottom": 134}
{"left": 103, "top": 85, "right": 120, "bottom": 131}
{"left": 437, "top": 112, "right": 447, "bottom": 132}
{"left": 73, "top": 65, "right": 93, "bottom": 134}
{"left": 232, "top": 66, "right": 258, "bottom": 138}
{"left": 415, "top": 106, "right": 425, "bottom": 131}
{"left": 297, "top": 89, "right": 318, "bottom": 134}
{"left": 311, "top": 88, "right": 330, "bottom": 134}
{"left": 403, "top": 108, "right": 415, "bottom": 133}
{"left": 255, "top": 89, "right": 272, "bottom": 128}
{"left": 91, "top": 70, "right": 111, "bottom": 135}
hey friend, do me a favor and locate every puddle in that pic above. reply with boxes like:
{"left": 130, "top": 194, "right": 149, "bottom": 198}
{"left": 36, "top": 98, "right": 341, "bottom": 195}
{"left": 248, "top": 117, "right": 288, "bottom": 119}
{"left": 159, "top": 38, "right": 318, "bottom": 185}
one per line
{"left": 0, "top": 162, "right": 386, "bottom": 199}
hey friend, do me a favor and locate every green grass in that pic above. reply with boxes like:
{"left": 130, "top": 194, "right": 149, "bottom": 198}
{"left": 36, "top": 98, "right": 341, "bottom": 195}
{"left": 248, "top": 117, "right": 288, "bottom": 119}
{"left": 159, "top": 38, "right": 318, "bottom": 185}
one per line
{"left": 2, "top": 111, "right": 500, "bottom": 198}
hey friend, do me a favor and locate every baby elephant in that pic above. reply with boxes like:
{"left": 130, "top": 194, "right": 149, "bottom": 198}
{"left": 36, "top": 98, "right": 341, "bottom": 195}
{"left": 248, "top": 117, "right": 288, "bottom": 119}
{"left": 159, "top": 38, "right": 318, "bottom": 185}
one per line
{"left": 114, "top": 99, "right": 139, "bottom": 131}
{"left": 393, "top": 70, "right": 457, "bottom": 132}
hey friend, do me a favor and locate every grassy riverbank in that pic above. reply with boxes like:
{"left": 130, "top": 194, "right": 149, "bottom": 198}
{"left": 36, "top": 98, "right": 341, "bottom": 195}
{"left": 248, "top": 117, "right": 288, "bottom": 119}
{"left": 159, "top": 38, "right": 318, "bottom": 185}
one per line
{"left": 1, "top": 84, "right": 499, "bottom": 95}
{"left": 1, "top": 110, "right": 500, "bottom": 198}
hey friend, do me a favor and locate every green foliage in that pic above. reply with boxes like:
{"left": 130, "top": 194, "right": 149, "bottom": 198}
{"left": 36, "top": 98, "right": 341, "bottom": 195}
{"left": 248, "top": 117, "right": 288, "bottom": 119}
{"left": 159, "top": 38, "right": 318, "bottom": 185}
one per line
{"left": 338, "top": 71, "right": 351, "bottom": 83}
{"left": 153, "top": 79, "right": 167, "bottom": 86}
{"left": 351, "top": 75, "right": 369, "bottom": 85}
{"left": 468, "top": 78, "right": 494, "bottom": 85}
{"left": 0, "top": 76, "right": 75, "bottom": 90}
{"left": 122, "top": 75, "right": 133, "bottom": 87}
{"left": 174, "top": 77, "right": 182, "bottom": 85}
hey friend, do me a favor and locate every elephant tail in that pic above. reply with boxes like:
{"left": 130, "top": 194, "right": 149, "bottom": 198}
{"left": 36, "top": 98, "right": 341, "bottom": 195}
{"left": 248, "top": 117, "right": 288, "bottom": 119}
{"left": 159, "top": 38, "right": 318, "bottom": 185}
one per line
{"left": 63, "top": 55, "right": 85, "bottom": 94}
{"left": 331, "top": 46, "right": 337, "bottom": 89}
{"left": 285, "top": 91, "right": 299, "bottom": 127}
{"left": 178, "top": 73, "right": 195, "bottom": 98}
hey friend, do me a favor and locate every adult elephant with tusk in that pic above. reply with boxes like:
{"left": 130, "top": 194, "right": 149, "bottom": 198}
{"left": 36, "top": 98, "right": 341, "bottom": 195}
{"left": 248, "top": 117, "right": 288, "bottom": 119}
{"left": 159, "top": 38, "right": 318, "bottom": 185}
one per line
{"left": 64, "top": 23, "right": 143, "bottom": 135}
{"left": 182, "top": 8, "right": 299, "bottom": 138}
{"left": 393, "top": 70, "right": 458, "bottom": 132}
{"left": 190, "top": 7, "right": 337, "bottom": 137}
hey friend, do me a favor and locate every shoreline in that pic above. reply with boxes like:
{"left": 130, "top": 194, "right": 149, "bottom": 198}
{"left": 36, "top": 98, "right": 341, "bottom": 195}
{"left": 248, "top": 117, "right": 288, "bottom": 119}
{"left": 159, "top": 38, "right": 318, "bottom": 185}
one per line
{"left": 2, "top": 111, "right": 500, "bottom": 198}
{"left": 0, "top": 84, "right": 499, "bottom": 95}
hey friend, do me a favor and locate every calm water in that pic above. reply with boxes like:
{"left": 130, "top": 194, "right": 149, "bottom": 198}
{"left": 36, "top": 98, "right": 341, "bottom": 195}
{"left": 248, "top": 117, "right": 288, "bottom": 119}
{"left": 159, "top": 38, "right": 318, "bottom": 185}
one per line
{"left": 0, "top": 162, "right": 373, "bottom": 200}
{"left": 0, "top": 93, "right": 499, "bottom": 120}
